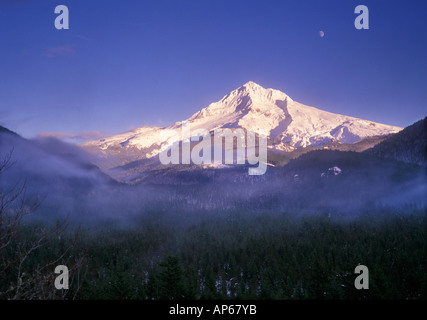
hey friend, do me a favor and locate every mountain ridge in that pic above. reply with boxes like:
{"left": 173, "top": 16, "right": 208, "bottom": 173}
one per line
{"left": 365, "top": 116, "right": 427, "bottom": 166}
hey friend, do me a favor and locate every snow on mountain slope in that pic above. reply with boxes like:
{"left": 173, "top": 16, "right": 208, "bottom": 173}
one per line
{"left": 82, "top": 81, "right": 402, "bottom": 166}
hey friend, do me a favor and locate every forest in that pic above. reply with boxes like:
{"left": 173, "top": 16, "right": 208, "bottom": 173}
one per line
{"left": 1, "top": 205, "right": 426, "bottom": 300}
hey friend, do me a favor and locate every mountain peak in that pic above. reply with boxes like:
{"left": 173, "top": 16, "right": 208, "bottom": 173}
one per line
{"left": 235, "top": 81, "right": 292, "bottom": 102}
{"left": 242, "top": 81, "right": 262, "bottom": 90}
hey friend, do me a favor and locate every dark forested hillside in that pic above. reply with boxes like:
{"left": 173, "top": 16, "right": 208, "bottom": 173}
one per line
{"left": 365, "top": 117, "right": 427, "bottom": 166}
{"left": 0, "top": 126, "right": 18, "bottom": 135}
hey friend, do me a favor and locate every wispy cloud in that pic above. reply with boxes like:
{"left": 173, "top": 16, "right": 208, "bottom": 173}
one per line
{"left": 37, "top": 131, "right": 106, "bottom": 141}
{"left": 43, "top": 45, "right": 75, "bottom": 58}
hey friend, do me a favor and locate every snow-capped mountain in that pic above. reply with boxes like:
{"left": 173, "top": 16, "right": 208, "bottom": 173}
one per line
{"left": 82, "top": 81, "right": 402, "bottom": 172}
{"left": 175, "top": 81, "right": 402, "bottom": 149}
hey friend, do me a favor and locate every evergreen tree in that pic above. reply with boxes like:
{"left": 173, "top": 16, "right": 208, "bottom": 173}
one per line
{"left": 158, "top": 256, "right": 184, "bottom": 300}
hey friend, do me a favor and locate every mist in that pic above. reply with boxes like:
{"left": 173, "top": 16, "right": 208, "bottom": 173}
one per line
{"left": 1, "top": 130, "right": 426, "bottom": 231}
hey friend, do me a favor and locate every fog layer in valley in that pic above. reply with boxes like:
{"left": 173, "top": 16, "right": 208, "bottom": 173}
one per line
{"left": 1, "top": 127, "right": 425, "bottom": 229}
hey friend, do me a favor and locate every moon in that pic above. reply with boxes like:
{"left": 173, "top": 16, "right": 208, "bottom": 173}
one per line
{"left": 319, "top": 30, "right": 325, "bottom": 38}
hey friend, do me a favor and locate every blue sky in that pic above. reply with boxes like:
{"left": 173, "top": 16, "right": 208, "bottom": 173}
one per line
{"left": 0, "top": 0, "right": 426, "bottom": 141}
